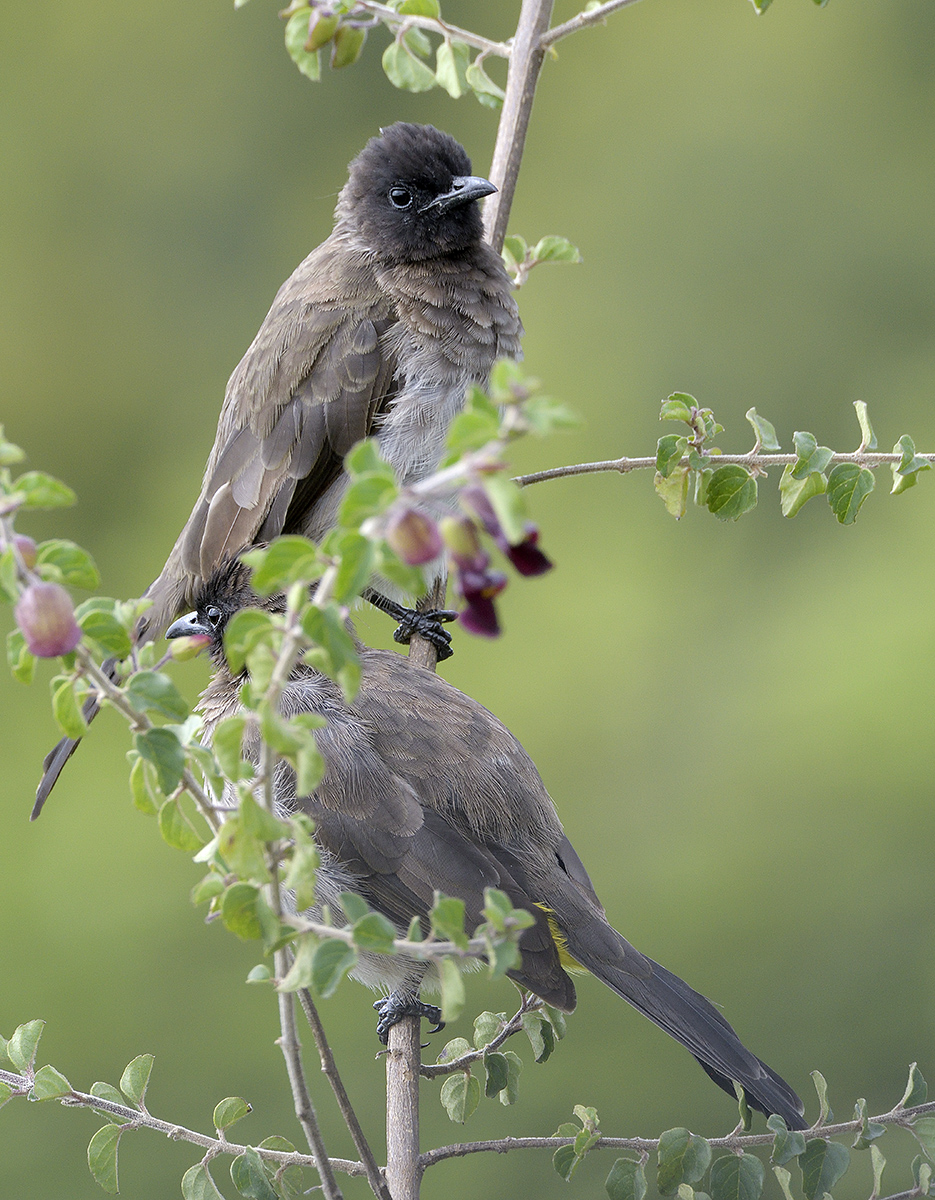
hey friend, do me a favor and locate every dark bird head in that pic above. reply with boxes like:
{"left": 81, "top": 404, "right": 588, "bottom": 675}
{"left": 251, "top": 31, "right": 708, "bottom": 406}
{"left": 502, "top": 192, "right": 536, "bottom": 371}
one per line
{"left": 338, "top": 122, "right": 496, "bottom": 263}
{"left": 166, "top": 558, "right": 264, "bottom": 669}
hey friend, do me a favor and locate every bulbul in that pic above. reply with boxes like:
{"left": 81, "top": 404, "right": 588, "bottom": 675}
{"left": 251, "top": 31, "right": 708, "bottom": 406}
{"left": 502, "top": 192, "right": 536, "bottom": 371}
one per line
{"left": 166, "top": 559, "right": 807, "bottom": 1130}
{"left": 35, "top": 122, "right": 521, "bottom": 813}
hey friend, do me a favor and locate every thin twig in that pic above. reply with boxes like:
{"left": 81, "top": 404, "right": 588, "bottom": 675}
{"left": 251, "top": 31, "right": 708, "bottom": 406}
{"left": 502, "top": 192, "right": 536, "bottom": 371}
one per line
{"left": 348, "top": 1, "right": 510, "bottom": 57}
{"left": 0, "top": 1066, "right": 366, "bottom": 1176}
{"left": 275, "top": 949, "right": 344, "bottom": 1200}
{"left": 297, "top": 987, "right": 393, "bottom": 1200}
{"left": 540, "top": 0, "right": 647, "bottom": 48}
{"left": 419, "top": 996, "right": 541, "bottom": 1079}
{"left": 513, "top": 449, "right": 935, "bottom": 488}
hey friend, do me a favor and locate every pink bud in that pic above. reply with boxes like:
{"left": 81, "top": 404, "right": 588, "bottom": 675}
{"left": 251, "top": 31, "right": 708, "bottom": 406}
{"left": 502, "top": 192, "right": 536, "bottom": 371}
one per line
{"left": 386, "top": 507, "right": 443, "bottom": 566}
{"left": 13, "top": 535, "right": 37, "bottom": 570}
{"left": 15, "top": 582, "right": 82, "bottom": 657}
{"left": 440, "top": 516, "right": 483, "bottom": 565}
{"left": 169, "top": 634, "right": 212, "bottom": 661}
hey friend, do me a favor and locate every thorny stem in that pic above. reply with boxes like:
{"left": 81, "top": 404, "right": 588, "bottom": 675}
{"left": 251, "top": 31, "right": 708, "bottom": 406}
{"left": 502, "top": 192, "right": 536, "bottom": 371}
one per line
{"left": 296, "top": 986, "right": 393, "bottom": 1200}
{"left": 514, "top": 449, "right": 935, "bottom": 489}
{"left": 274, "top": 950, "right": 344, "bottom": 1200}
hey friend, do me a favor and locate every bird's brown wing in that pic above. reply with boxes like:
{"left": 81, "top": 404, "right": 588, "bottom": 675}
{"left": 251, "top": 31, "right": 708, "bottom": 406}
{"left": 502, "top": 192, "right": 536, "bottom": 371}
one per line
{"left": 148, "top": 237, "right": 397, "bottom": 635}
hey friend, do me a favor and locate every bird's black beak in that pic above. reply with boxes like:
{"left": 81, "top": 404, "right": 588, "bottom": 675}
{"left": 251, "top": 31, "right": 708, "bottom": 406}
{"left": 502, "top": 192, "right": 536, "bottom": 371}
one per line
{"left": 421, "top": 175, "right": 497, "bottom": 214}
{"left": 166, "top": 611, "right": 212, "bottom": 640}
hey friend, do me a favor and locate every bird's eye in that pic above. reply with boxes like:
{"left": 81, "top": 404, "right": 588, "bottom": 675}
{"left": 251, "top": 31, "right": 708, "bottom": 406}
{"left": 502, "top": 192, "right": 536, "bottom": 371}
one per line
{"left": 205, "top": 605, "right": 222, "bottom": 627}
{"left": 388, "top": 185, "right": 413, "bottom": 210}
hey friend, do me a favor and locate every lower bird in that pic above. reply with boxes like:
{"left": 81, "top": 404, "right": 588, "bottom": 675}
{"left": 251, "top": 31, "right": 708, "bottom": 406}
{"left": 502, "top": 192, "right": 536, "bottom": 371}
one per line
{"left": 167, "top": 559, "right": 806, "bottom": 1130}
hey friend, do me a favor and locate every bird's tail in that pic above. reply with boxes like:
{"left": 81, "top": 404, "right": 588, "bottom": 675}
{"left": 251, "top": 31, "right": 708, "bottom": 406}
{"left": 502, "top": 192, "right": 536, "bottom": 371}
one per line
{"left": 562, "top": 918, "right": 807, "bottom": 1130}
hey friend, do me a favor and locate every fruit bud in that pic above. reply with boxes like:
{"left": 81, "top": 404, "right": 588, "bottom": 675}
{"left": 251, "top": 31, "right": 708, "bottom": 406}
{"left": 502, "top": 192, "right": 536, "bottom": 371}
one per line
{"left": 386, "top": 506, "right": 443, "bottom": 566}
{"left": 13, "top": 535, "right": 37, "bottom": 570}
{"left": 15, "top": 582, "right": 81, "bottom": 657}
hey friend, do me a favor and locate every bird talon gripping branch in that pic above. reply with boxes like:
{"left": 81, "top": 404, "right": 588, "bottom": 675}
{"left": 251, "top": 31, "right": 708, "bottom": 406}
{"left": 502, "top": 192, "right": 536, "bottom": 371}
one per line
{"left": 373, "top": 996, "right": 445, "bottom": 1046}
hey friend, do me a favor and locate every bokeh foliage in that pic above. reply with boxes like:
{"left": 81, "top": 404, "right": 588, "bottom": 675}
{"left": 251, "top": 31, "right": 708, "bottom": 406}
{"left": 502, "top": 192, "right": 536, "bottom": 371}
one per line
{"left": 2, "top": 1, "right": 935, "bottom": 1197}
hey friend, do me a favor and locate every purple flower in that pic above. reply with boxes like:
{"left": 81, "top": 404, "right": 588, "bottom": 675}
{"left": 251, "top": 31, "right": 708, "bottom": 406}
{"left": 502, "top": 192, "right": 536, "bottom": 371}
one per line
{"left": 386, "top": 506, "right": 443, "bottom": 566}
{"left": 13, "top": 535, "right": 37, "bottom": 570}
{"left": 461, "top": 485, "right": 553, "bottom": 578}
{"left": 15, "top": 582, "right": 82, "bottom": 657}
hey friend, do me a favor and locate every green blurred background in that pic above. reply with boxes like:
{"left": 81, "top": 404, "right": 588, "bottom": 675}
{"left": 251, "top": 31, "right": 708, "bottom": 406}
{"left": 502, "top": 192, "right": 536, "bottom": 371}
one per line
{"left": 3, "top": 1, "right": 935, "bottom": 1196}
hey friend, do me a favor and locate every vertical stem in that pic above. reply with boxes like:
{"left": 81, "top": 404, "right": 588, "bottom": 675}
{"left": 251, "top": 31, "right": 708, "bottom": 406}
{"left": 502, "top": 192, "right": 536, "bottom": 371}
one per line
{"left": 274, "top": 949, "right": 345, "bottom": 1200}
{"left": 483, "top": 0, "right": 555, "bottom": 252}
{"left": 384, "top": 1016, "right": 423, "bottom": 1200}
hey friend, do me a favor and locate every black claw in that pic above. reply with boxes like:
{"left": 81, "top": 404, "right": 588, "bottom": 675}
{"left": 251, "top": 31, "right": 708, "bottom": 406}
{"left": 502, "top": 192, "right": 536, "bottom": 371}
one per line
{"left": 373, "top": 995, "right": 445, "bottom": 1045}
{"left": 391, "top": 609, "right": 457, "bottom": 661}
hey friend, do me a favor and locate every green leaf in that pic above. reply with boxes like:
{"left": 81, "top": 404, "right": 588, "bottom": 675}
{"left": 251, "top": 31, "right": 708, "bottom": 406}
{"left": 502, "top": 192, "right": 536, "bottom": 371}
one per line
{"left": 853, "top": 400, "right": 877, "bottom": 450}
{"left": 339, "top": 890, "right": 370, "bottom": 923}
{"left": 913, "top": 1117, "right": 935, "bottom": 1162}
{"left": 901, "top": 1063, "right": 928, "bottom": 1109}
{"left": 214, "top": 1096, "right": 252, "bottom": 1131}
{"left": 218, "top": 817, "right": 270, "bottom": 883}
{"left": 311, "top": 938, "right": 357, "bottom": 997}
{"left": 345, "top": 438, "right": 394, "bottom": 478}
{"left": 553, "top": 1143, "right": 579, "bottom": 1181}
{"left": 12, "top": 471, "right": 76, "bottom": 509}
{"left": 31, "top": 1064, "right": 73, "bottom": 1100}
{"left": 7, "top": 1019, "right": 45, "bottom": 1072}
{"left": 74, "top": 599, "right": 133, "bottom": 657}
{"left": 654, "top": 467, "right": 690, "bottom": 519}
{"left": 473, "top": 1011, "right": 505, "bottom": 1050}
{"left": 330, "top": 23, "right": 365, "bottom": 68}
{"left": 521, "top": 395, "right": 582, "bottom": 436}
{"left": 482, "top": 473, "right": 527, "bottom": 544}
{"left": 811, "top": 1070, "right": 831, "bottom": 1123}
{"left": 544, "top": 1005, "right": 567, "bottom": 1040}
{"left": 772, "top": 1166, "right": 795, "bottom": 1200}
{"left": 439, "top": 956, "right": 465, "bottom": 1024}
{"left": 443, "top": 386, "right": 501, "bottom": 460}
{"left": 89, "top": 1082, "right": 130, "bottom": 1124}
{"left": 87, "top": 1124, "right": 122, "bottom": 1195}
{"left": 826, "top": 462, "right": 875, "bottom": 524}
{"left": 498, "top": 1049, "right": 522, "bottom": 1105}
{"left": 658, "top": 1128, "right": 713, "bottom": 1195}
{"left": 239, "top": 792, "right": 289, "bottom": 843}
{"left": 128, "top": 754, "right": 160, "bottom": 815}
{"left": 403, "top": 26, "right": 432, "bottom": 57}
{"left": 852, "top": 1097, "right": 885, "bottom": 1149}
{"left": 213, "top": 715, "right": 247, "bottom": 779}
{"left": 440, "top": 1072, "right": 480, "bottom": 1123}
{"left": 352, "top": 911, "right": 397, "bottom": 953}
{"left": 52, "top": 677, "right": 88, "bottom": 739}
{"left": 891, "top": 436, "right": 932, "bottom": 495}
{"left": 119, "top": 1053, "right": 154, "bottom": 1106}
{"left": 705, "top": 464, "right": 758, "bottom": 521}
{"left": 660, "top": 394, "right": 696, "bottom": 424}
{"left": 437, "top": 1037, "right": 472, "bottom": 1064}
{"left": 709, "top": 1153, "right": 764, "bottom": 1200}
{"left": 484, "top": 1051, "right": 509, "bottom": 1097}
{"left": 768, "top": 1114, "right": 807, "bottom": 1166}
{"left": 136, "top": 728, "right": 185, "bottom": 794}
{"left": 127, "top": 671, "right": 190, "bottom": 721}
{"left": 0, "top": 427, "right": 25, "bottom": 465}
{"left": 745, "top": 407, "right": 781, "bottom": 450}
{"left": 246, "top": 964, "right": 272, "bottom": 984}
{"left": 159, "top": 798, "right": 205, "bottom": 852}
{"left": 242, "top": 536, "right": 321, "bottom": 596}
{"left": 656, "top": 434, "right": 689, "bottom": 478}
{"left": 6, "top": 630, "right": 36, "bottom": 684}
{"left": 223, "top": 608, "right": 277, "bottom": 675}
{"left": 221, "top": 882, "right": 264, "bottom": 940}
{"left": 399, "top": 0, "right": 440, "bottom": 14}
{"left": 305, "top": 13, "right": 338, "bottom": 50}
{"left": 35, "top": 540, "right": 100, "bottom": 589}
{"left": 465, "top": 59, "right": 505, "bottom": 108}
{"left": 800, "top": 1140, "right": 849, "bottom": 1199}
{"left": 521, "top": 1013, "right": 554, "bottom": 1063}
{"left": 791, "top": 432, "right": 834, "bottom": 479}
{"left": 779, "top": 462, "right": 827, "bottom": 518}
{"left": 606, "top": 1157, "right": 648, "bottom": 1200}
{"left": 435, "top": 39, "right": 469, "bottom": 97}
{"left": 282, "top": 816, "right": 320, "bottom": 911}
{"left": 182, "top": 1163, "right": 227, "bottom": 1200}
{"left": 230, "top": 1147, "right": 279, "bottom": 1200}
{"left": 869, "top": 1145, "right": 886, "bottom": 1198}
{"left": 331, "top": 530, "right": 376, "bottom": 604}
{"left": 382, "top": 39, "right": 437, "bottom": 91}
{"left": 284, "top": 10, "right": 321, "bottom": 81}
{"left": 430, "top": 894, "right": 469, "bottom": 948}
{"left": 190, "top": 872, "right": 224, "bottom": 906}
{"left": 338, "top": 472, "right": 398, "bottom": 529}
{"left": 301, "top": 602, "right": 362, "bottom": 701}
{"left": 531, "top": 235, "right": 582, "bottom": 265}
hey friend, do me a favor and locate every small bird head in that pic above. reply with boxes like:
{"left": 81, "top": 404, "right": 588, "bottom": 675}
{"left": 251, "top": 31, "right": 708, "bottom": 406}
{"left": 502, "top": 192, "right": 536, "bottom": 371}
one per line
{"left": 166, "top": 558, "right": 264, "bottom": 668}
{"left": 339, "top": 122, "right": 496, "bottom": 263}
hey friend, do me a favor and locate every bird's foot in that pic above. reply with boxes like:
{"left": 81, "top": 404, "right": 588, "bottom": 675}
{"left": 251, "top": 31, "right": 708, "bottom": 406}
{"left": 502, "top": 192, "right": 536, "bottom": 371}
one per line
{"left": 392, "top": 607, "right": 457, "bottom": 662}
{"left": 373, "top": 994, "right": 445, "bottom": 1045}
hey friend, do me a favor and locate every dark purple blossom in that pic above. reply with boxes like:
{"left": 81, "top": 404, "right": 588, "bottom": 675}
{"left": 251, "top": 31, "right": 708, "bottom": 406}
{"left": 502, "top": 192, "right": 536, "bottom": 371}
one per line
{"left": 461, "top": 485, "right": 553, "bottom": 577}
{"left": 15, "top": 582, "right": 81, "bottom": 657}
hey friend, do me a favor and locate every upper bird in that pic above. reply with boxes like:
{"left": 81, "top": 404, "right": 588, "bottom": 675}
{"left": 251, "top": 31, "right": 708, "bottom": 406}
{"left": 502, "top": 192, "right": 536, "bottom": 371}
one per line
{"left": 167, "top": 560, "right": 807, "bottom": 1132}
{"left": 35, "top": 122, "right": 521, "bottom": 813}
